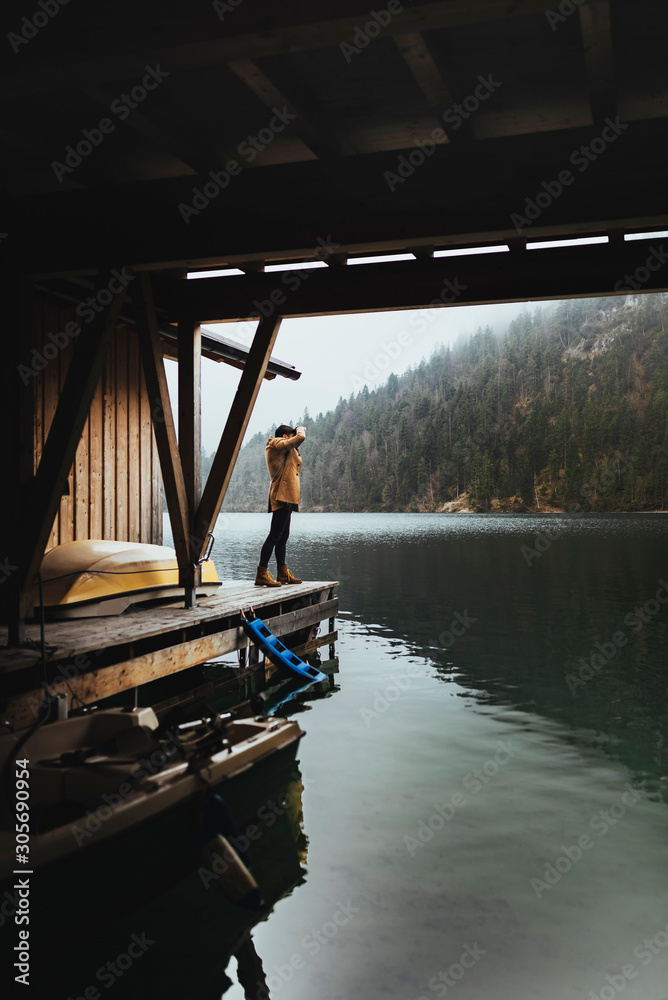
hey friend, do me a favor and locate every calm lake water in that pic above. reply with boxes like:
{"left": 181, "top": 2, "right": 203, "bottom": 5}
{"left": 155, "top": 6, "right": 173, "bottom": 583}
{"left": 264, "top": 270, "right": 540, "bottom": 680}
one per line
{"left": 44, "top": 513, "right": 668, "bottom": 1000}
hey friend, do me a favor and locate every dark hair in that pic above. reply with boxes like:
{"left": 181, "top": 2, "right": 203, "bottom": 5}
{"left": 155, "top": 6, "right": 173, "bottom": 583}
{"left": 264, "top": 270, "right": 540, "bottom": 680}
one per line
{"left": 275, "top": 424, "right": 295, "bottom": 438}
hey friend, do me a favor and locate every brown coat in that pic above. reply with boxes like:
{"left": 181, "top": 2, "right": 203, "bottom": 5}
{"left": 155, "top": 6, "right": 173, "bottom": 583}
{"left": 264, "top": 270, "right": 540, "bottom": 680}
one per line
{"left": 266, "top": 430, "right": 305, "bottom": 511}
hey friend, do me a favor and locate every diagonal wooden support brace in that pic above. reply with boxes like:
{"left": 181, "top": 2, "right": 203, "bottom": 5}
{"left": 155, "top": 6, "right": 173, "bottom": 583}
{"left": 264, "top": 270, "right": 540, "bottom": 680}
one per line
{"left": 17, "top": 269, "right": 128, "bottom": 617}
{"left": 194, "top": 314, "right": 283, "bottom": 560}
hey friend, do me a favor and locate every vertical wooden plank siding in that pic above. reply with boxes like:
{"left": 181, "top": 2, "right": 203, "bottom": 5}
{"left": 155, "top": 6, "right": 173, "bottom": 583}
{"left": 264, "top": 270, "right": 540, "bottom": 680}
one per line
{"left": 89, "top": 373, "right": 103, "bottom": 540}
{"left": 103, "top": 334, "right": 117, "bottom": 541}
{"left": 58, "top": 306, "right": 75, "bottom": 545}
{"left": 115, "top": 325, "right": 129, "bottom": 541}
{"left": 139, "top": 348, "right": 152, "bottom": 541}
{"left": 74, "top": 407, "right": 90, "bottom": 540}
{"left": 126, "top": 326, "right": 141, "bottom": 539}
{"left": 41, "top": 300, "right": 61, "bottom": 548}
{"left": 32, "top": 294, "right": 163, "bottom": 553}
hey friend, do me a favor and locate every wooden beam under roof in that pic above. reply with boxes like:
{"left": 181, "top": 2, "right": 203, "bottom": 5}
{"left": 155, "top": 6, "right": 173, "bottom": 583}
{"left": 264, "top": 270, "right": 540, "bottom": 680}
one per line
{"left": 0, "top": 0, "right": 565, "bottom": 93}
{"left": 227, "top": 59, "right": 354, "bottom": 159}
{"left": 579, "top": 0, "right": 617, "bottom": 125}
{"left": 12, "top": 114, "right": 664, "bottom": 277}
{"left": 79, "top": 83, "right": 241, "bottom": 176}
{"left": 395, "top": 32, "right": 473, "bottom": 144}
{"left": 158, "top": 241, "right": 668, "bottom": 322}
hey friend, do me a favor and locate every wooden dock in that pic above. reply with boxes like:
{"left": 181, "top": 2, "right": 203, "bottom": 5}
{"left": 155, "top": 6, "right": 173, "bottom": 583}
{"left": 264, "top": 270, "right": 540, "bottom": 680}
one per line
{"left": 0, "top": 581, "right": 338, "bottom": 729}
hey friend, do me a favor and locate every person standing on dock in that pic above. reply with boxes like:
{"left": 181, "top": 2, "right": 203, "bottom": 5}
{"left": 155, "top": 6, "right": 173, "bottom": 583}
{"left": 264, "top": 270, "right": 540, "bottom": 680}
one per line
{"left": 255, "top": 424, "right": 306, "bottom": 587}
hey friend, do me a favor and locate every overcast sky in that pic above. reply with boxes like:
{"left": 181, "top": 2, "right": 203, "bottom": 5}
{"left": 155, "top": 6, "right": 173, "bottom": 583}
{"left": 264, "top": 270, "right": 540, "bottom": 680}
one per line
{"left": 165, "top": 301, "right": 530, "bottom": 453}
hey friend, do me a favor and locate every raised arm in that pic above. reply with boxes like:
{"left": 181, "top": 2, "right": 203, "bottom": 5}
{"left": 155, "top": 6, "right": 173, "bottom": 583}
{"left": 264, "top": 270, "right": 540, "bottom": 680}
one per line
{"left": 273, "top": 426, "right": 306, "bottom": 450}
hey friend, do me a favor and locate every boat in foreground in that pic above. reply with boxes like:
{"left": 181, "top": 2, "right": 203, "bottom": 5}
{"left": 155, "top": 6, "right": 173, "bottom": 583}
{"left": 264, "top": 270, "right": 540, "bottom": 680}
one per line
{"left": 0, "top": 705, "right": 303, "bottom": 955}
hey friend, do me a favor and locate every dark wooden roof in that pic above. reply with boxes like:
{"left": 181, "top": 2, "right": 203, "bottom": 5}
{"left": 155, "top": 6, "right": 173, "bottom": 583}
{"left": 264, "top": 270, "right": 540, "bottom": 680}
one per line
{"left": 2, "top": 0, "right": 667, "bottom": 294}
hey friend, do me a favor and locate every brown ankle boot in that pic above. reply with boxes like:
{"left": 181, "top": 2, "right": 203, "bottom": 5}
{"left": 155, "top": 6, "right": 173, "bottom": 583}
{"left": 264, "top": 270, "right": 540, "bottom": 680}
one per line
{"left": 255, "top": 566, "right": 282, "bottom": 587}
{"left": 277, "top": 564, "right": 302, "bottom": 584}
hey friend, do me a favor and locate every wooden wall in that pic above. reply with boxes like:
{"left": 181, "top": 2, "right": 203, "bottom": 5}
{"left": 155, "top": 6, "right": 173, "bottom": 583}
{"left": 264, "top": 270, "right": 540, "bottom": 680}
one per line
{"left": 32, "top": 293, "right": 163, "bottom": 551}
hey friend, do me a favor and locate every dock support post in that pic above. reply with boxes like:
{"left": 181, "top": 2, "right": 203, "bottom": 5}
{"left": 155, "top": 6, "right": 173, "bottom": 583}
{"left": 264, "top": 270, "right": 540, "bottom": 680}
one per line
{"left": 178, "top": 312, "right": 202, "bottom": 607}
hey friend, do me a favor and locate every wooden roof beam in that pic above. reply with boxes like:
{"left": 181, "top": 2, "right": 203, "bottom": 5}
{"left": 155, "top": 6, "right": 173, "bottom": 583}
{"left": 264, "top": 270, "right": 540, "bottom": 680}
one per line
{"left": 227, "top": 59, "right": 352, "bottom": 159}
{"left": 159, "top": 241, "right": 668, "bottom": 322}
{"left": 394, "top": 32, "right": 472, "bottom": 143}
{"left": 579, "top": 0, "right": 617, "bottom": 125}
{"left": 0, "top": 0, "right": 557, "bottom": 94}
{"left": 79, "top": 83, "right": 239, "bottom": 176}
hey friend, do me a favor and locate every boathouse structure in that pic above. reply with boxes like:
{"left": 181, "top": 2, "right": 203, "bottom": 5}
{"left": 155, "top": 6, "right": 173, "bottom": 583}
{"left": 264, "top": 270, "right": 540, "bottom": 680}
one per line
{"left": 1, "top": 0, "right": 667, "bottom": 722}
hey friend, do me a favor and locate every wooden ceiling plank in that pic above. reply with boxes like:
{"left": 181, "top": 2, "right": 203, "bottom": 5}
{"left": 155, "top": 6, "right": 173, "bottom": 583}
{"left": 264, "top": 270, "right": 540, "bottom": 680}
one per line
{"left": 394, "top": 31, "right": 465, "bottom": 142}
{"left": 227, "top": 58, "right": 351, "bottom": 159}
{"left": 579, "top": 0, "right": 617, "bottom": 124}
{"left": 79, "top": 83, "right": 237, "bottom": 175}
{"left": 0, "top": 1, "right": 560, "bottom": 94}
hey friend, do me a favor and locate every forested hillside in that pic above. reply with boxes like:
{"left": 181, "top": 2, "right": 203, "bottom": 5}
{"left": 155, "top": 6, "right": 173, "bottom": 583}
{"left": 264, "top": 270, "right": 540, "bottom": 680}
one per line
{"left": 219, "top": 294, "right": 668, "bottom": 513}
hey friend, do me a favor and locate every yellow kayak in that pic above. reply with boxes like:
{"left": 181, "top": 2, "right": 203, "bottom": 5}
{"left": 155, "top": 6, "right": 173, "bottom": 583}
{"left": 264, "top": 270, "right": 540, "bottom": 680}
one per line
{"left": 36, "top": 540, "right": 221, "bottom": 618}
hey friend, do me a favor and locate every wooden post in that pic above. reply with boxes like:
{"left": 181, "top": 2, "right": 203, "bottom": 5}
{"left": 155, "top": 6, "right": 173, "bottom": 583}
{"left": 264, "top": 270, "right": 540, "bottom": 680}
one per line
{"left": 14, "top": 270, "right": 127, "bottom": 634}
{"left": 194, "top": 314, "right": 282, "bottom": 559}
{"left": 133, "top": 273, "right": 190, "bottom": 568}
{"left": 178, "top": 313, "right": 202, "bottom": 607}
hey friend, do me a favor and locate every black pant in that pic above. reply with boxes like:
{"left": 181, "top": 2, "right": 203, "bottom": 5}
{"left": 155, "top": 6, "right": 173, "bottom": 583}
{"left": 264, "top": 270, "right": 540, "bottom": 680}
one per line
{"left": 259, "top": 504, "right": 293, "bottom": 567}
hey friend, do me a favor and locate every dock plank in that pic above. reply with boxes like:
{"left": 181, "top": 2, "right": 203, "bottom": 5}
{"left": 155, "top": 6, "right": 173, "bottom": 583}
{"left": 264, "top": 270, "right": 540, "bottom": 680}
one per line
{"left": 0, "top": 581, "right": 339, "bottom": 665}
{"left": 0, "top": 582, "right": 339, "bottom": 728}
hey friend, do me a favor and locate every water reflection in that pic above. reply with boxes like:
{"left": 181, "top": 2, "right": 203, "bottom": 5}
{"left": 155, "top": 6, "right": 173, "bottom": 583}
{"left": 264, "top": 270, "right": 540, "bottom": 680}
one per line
{"left": 285, "top": 513, "right": 668, "bottom": 791}
{"left": 34, "top": 761, "right": 309, "bottom": 1000}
